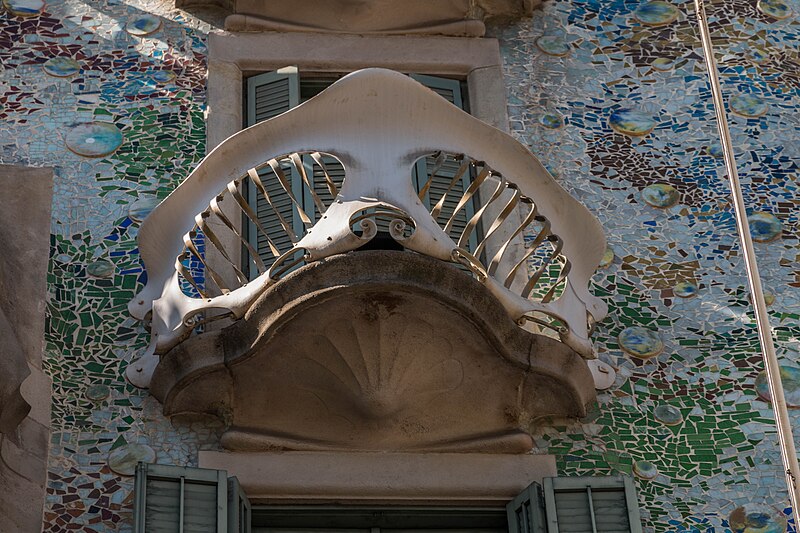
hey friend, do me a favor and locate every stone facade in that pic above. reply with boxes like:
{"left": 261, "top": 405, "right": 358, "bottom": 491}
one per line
{"left": 0, "top": 0, "right": 798, "bottom": 531}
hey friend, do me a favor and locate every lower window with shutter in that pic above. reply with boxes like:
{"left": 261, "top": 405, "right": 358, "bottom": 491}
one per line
{"left": 134, "top": 464, "right": 642, "bottom": 533}
{"left": 507, "top": 476, "right": 643, "bottom": 533}
{"left": 133, "top": 463, "right": 251, "bottom": 533}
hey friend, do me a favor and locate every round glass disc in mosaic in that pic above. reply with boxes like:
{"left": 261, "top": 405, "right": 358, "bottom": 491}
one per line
{"left": 756, "top": 366, "right": 800, "bottom": 406}
{"left": 43, "top": 57, "right": 80, "bottom": 77}
{"left": 633, "top": 460, "right": 658, "bottom": 480}
{"left": 608, "top": 109, "right": 656, "bottom": 136}
{"left": 87, "top": 259, "right": 114, "bottom": 279}
{"left": 730, "top": 94, "right": 768, "bottom": 118}
{"left": 749, "top": 291, "right": 777, "bottom": 307}
{"left": 633, "top": 1, "right": 679, "bottom": 26}
{"left": 642, "top": 183, "right": 679, "bottom": 208}
{"left": 673, "top": 281, "right": 697, "bottom": 298}
{"left": 65, "top": 122, "right": 123, "bottom": 157}
{"left": 128, "top": 197, "right": 159, "bottom": 223}
{"left": 85, "top": 384, "right": 110, "bottom": 402}
{"left": 651, "top": 57, "right": 674, "bottom": 71}
{"left": 540, "top": 113, "right": 563, "bottom": 129}
{"left": 618, "top": 326, "right": 663, "bottom": 358}
{"left": 2, "top": 0, "right": 44, "bottom": 16}
{"left": 748, "top": 212, "right": 781, "bottom": 242}
{"left": 125, "top": 14, "right": 162, "bottom": 36}
{"left": 150, "top": 70, "right": 176, "bottom": 83}
{"left": 107, "top": 443, "right": 155, "bottom": 476}
{"left": 599, "top": 247, "right": 614, "bottom": 268}
{"left": 757, "top": 0, "right": 793, "bottom": 19}
{"left": 654, "top": 404, "right": 683, "bottom": 425}
{"left": 764, "top": 291, "right": 776, "bottom": 306}
{"left": 706, "top": 143, "right": 723, "bottom": 158}
{"left": 535, "top": 35, "right": 570, "bottom": 56}
{"left": 729, "top": 504, "right": 787, "bottom": 533}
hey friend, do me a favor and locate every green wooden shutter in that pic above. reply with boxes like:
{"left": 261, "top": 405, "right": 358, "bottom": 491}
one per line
{"left": 134, "top": 463, "right": 229, "bottom": 533}
{"left": 302, "top": 154, "right": 345, "bottom": 222}
{"left": 133, "top": 464, "right": 254, "bottom": 533}
{"left": 245, "top": 68, "right": 302, "bottom": 278}
{"left": 506, "top": 481, "right": 547, "bottom": 533}
{"left": 410, "top": 74, "right": 477, "bottom": 251}
{"left": 542, "top": 476, "right": 643, "bottom": 533}
{"left": 228, "top": 476, "right": 252, "bottom": 533}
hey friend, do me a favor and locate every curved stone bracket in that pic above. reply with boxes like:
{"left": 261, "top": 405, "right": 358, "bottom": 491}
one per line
{"left": 152, "top": 251, "right": 596, "bottom": 454}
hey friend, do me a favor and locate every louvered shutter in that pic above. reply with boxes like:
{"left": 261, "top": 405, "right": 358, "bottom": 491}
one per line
{"left": 542, "top": 476, "right": 643, "bottom": 533}
{"left": 133, "top": 463, "right": 229, "bottom": 533}
{"left": 245, "top": 68, "right": 302, "bottom": 278}
{"left": 228, "top": 476, "right": 252, "bottom": 533}
{"left": 506, "top": 481, "right": 547, "bottom": 533}
{"left": 302, "top": 155, "right": 345, "bottom": 222}
{"left": 410, "top": 74, "right": 477, "bottom": 251}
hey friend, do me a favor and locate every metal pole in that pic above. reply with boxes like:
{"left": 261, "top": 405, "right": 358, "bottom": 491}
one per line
{"left": 694, "top": 0, "right": 800, "bottom": 512}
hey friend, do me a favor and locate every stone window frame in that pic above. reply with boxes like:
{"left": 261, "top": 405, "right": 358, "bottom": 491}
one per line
{"left": 206, "top": 31, "right": 509, "bottom": 150}
{"left": 204, "top": 30, "right": 512, "bottom": 282}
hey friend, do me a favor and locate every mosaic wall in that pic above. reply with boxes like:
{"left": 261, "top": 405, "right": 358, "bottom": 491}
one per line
{"left": 1, "top": 0, "right": 798, "bottom": 531}
{"left": 0, "top": 1, "right": 219, "bottom": 530}
{"left": 492, "top": 0, "right": 800, "bottom": 530}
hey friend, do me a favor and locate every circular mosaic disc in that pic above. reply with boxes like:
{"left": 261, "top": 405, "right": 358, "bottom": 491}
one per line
{"left": 706, "top": 143, "right": 723, "bottom": 158}
{"left": 748, "top": 212, "right": 782, "bottom": 242}
{"left": 87, "top": 259, "right": 114, "bottom": 279}
{"left": 535, "top": 35, "right": 571, "bottom": 57}
{"left": 43, "top": 57, "right": 80, "bottom": 77}
{"left": 609, "top": 109, "right": 656, "bottom": 136}
{"left": 729, "top": 504, "right": 787, "bottom": 533}
{"left": 125, "top": 14, "right": 162, "bottom": 36}
{"left": 651, "top": 57, "right": 674, "bottom": 71}
{"left": 599, "top": 247, "right": 614, "bottom": 268}
{"left": 673, "top": 281, "right": 698, "bottom": 298}
{"left": 85, "top": 384, "right": 110, "bottom": 402}
{"left": 749, "top": 291, "right": 777, "bottom": 307}
{"left": 150, "top": 70, "right": 176, "bottom": 83}
{"left": 65, "top": 122, "right": 123, "bottom": 157}
{"left": 107, "top": 443, "right": 156, "bottom": 476}
{"left": 730, "top": 94, "right": 768, "bottom": 118}
{"left": 642, "top": 183, "right": 679, "bottom": 208}
{"left": 755, "top": 366, "right": 800, "bottom": 406}
{"left": 618, "top": 326, "right": 663, "bottom": 358}
{"left": 633, "top": 460, "right": 658, "bottom": 480}
{"left": 540, "top": 113, "right": 563, "bottom": 129}
{"left": 654, "top": 404, "right": 683, "bottom": 425}
{"left": 2, "top": 0, "right": 44, "bottom": 16}
{"left": 757, "top": 0, "right": 793, "bottom": 19}
{"left": 128, "top": 197, "right": 159, "bottom": 223}
{"left": 633, "top": 1, "right": 680, "bottom": 26}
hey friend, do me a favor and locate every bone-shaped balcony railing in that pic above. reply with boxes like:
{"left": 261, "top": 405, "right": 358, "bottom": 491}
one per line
{"left": 126, "top": 68, "right": 608, "bottom": 388}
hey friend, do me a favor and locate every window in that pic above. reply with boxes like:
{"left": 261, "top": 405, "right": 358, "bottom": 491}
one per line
{"left": 133, "top": 463, "right": 251, "bottom": 533}
{"left": 507, "top": 477, "right": 643, "bottom": 533}
{"left": 133, "top": 463, "right": 642, "bottom": 533}
{"left": 242, "top": 67, "right": 478, "bottom": 278}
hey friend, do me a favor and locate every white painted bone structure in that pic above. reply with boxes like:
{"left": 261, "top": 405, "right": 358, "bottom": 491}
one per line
{"left": 127, "top": 69, "right": 608, "bottom": 388}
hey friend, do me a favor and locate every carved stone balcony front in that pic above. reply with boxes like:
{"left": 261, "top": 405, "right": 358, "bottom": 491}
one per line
{"left": 128, "top": 69, "right": 608, "bottom": 453}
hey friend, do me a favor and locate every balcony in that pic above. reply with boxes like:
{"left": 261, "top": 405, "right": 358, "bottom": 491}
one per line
{"left": 128, "top": 69, "right": 608, "bottom": 453}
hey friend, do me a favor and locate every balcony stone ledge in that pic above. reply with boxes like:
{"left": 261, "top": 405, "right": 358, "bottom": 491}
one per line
{"left": 151, "top": 250, "right": 595, "bottom": 454}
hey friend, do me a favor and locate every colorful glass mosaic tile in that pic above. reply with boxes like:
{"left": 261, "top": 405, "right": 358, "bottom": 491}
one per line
{"left": 0, "top": 0, "right": 797, "bottom": 530}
